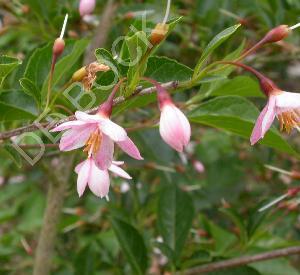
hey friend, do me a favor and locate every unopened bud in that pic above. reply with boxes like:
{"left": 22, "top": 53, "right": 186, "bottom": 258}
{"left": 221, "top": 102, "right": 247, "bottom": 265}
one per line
{"left": 291, "top": 170, "right": 300, "bottom": 179}
{"left": 263, "top": 25, "right": 290, "bottom": 44}
{"left": 79, "top": 0, "right": 96, "bottom": 17}
{"left": 150, "top": 23, "right": 169, "bottom": 46}
{"left": 53, "top": 38, "right": 65, "bottom": 57}
{"left": 72, "top": 67, "right": 87, "bottom": 82}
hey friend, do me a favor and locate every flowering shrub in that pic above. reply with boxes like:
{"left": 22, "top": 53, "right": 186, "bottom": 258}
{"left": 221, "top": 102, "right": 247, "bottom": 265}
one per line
{"left": 1, "top": 1, "right": 300, "bottom": 274}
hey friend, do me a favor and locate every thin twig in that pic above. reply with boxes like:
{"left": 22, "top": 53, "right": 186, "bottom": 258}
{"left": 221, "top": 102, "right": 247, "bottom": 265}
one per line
{"left": 181, "top": 246, "right": 300, "bottom": 274}
{"left": 0, "top": 81, "right": 178, "bottom": 141}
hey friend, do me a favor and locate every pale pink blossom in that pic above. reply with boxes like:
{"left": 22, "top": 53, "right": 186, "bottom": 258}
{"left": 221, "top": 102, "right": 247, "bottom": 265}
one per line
{"left": 159, "top": 102, "right": 191, "bottom": 152}
{"left": 193, "top": 160, "right": 205, "bottom": 173}
{"left": 75, "top": 158, "right": 131, "bottom": 198}
{"left": 141, "top": 77, "right": 191, "bottom": 152}
{"left": 79, "top": 0, "right": 96, "bottom": 17}
{"left": 51, "top": 111, "right": 143, "bottom": 170}
{"left": 251, "top": 91, "right": 300, "bottom": 145}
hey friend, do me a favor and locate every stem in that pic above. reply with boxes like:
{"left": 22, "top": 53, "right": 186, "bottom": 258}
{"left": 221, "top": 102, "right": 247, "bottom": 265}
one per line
{"left": 45, "top": 55, "right": 57, "bottom": 112}
{"left": 0, "top": 81, "right": 178, "bottom": 141}
{"left": 33, "top": 155, "right": 74, "bottom": 275}
{"left": 181, "top": 246, "right": 300, "bottom": 274}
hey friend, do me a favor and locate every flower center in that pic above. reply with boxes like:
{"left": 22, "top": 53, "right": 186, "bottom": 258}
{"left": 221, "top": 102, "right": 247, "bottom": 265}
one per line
{"left": 83, "top": 129, "right": 102, "bottom": 156}
{"left": 277, "top": 110, "right": 300, "bottom": 133}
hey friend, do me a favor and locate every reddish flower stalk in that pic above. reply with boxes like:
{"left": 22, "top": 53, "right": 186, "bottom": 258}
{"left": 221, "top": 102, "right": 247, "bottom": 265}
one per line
{"left": 45, "top": 14, "right": 68, "bottom": 110}
{"left": 98, "top": 78, "right": 126, "bottom": 117}
{"left": 219, "top": 61, "right": 280, "bottom": 96}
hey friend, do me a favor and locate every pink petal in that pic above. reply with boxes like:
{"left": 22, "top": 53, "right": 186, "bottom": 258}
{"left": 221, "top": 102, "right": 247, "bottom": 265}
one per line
{"left": 99, "top": 118, "right": 127, "bottom": 142}
{"left": 88, "top": 160, "right": 110, "bottom": 198}
{"left": 109, "top": 164, "right": 132, "bottom": 179}
{"left": 75, "top": 161, "right": 85, "bottom": 174}
{"left": 117, "top": 136, "right": 143, "bottom": 160}
{"left": 275, "top": 91, "right": 300, "bottom": 112}
{"left": 112, "top": 161, "right": 124, "bottom": 166}
{"left": 77, "top": 159, "right": 91, "bottom": 197}
{"left": 94, "top": 134, "right": 114, "bottom": 170}
{"left": 79, "top": 0, "right": 96, "bottom": 17}
{"left": 59, "top": 124, "right": 96, "bottom": 151}
{"left": 250, "top": 96, "right": 276, "bottom": 145}
{"left": 75, "top": 111, "right": 103, "bottom": 123}
{"left": 50, "top": 120, "right": 87, "bottom": 132}
{"left": 159, "top": 104, "right": 191, "bottom": 152}
{"left": 174, "top": 106, "right": 191, "bottom": 146}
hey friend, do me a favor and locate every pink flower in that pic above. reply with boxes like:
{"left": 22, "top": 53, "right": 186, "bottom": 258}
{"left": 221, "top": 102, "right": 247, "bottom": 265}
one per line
{"left": 79, "top": 0, "right": 96, "bottom": 17}
{"left": 251, "top": 91, "right": 300, "bottom": 145}
{"left": 193, "top": 160, "right": 205, "bottom": 173}
{"left": 75, "top": 158, "right": 131, "bottom": 198}
{"left": 159, "top": 101, "right": 191, "bottom": 152}
{"left": 51, "top": 111, "right": 143, "bottom": 169}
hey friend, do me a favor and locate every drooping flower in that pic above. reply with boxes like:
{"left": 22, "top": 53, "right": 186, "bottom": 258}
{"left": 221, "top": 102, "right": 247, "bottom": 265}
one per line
{"left": 141, "top": 77, "right": 191, "bottom": 152}
{"left": 159, "top": 102, "right": 191, "bottom": 152}
{"left": 51, "top": 110, "right": 143, "bottom": 169}
{"left": 79, "top": 0, "right": 96, "bottom": 17}
{"left": 75, "top": 158, "right": 131, "bottom": 198}
{"left": 221, "top": 62, "right": 300, "bottom": 145}
{"left": 251, "top": 91, "right": 300, "bottom": 145}
{"left": 51, "top": 79, "right": 143, "bottom": 169}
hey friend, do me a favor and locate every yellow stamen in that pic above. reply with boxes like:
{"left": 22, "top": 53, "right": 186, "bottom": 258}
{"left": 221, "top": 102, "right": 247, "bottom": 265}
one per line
{"left": 83, "top": 130, "right": 102, "bottom": 155}
{"left": 277, "top": 110, "right": 300, "bottom": 133}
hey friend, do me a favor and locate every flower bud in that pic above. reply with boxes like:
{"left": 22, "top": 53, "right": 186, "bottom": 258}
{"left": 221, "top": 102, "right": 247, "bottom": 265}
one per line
{"left": 159, "top": 99, "right": 191, "bottom": 152}
{"left": 79, "top": 0, "right": 96, "bottom": 17}
{"left": 72, "top": 67, "right": 87, "bottom": 82}
{"left": 193, "top": 160, "right": 205, "bottom": 173}
{"left": 150, "top": 23, "right": 169, "bottom": 46}
{"left": 53, "top": 38, "right": 65, "bottom": 57}
{"left": 263, "top": 25, "right": 290, "bottom": 44}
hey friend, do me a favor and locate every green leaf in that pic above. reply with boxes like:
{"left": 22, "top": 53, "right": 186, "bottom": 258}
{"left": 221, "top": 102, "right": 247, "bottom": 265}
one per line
{"left": 210, "top": 76, "right": 264, "bottom": 98}
{"left": 19, "top": 78, "right": 41, "bottom": 107}
{"left": 0, "top": 56, "right": 21, "bottom": 87}
{"left": 125, "top": 31, "right": 149, "bottom": 95}
{"left": 219, "top": 208, "right": 248, "bottom": 244}
{"left": 200, "top": 214, "right": 237, "bottom": 255}
{"left": 95, "top": 48, "right": 120, "bottom": 76}
{"left": 194, "top": 24, "right": 241, "bottom": 77}
{"left": 157, "top": 184, "right": 195, "bottom": 262}
{"left": 24, "top": 43, "right": 52, "bottom": 91}
{"left": 250, "top": 258, "right": 300, "bottom": 275}
{"left": 111, "top": 217, "right": 148, "bottom": 275}
{"left": 2, "top": 145, "right": 22, "bottom": 168}
{"left": 189, "top": 96, "right": 299, "bottom": 157}
{"left": 0, "top": 90, "right": 37, "bottom": 121}
{"left": 145, "top": 56, "right": 193, "bottom": 82}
